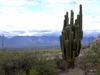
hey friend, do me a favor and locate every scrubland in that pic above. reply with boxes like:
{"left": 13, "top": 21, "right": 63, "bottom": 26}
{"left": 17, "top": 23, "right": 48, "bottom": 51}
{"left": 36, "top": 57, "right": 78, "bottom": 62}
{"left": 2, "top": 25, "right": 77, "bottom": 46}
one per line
{"left": 0, "top": 35, "right": 100, "bottom": 75}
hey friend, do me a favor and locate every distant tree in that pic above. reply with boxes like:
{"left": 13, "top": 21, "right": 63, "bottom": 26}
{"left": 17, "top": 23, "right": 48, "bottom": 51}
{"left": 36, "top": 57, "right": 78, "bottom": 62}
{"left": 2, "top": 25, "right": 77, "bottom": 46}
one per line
{"left": 91, "top": 36, "right": 93, "bottom": 44}
{"left": 88, "top": 37, "right": 91, "bottom": 45}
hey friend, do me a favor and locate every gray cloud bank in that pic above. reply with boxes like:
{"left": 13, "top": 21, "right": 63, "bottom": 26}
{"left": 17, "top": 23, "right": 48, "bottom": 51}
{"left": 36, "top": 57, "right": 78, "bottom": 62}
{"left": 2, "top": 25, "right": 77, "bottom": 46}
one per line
{"left": 0, "top": 30, "right": 100, "bottom": 38}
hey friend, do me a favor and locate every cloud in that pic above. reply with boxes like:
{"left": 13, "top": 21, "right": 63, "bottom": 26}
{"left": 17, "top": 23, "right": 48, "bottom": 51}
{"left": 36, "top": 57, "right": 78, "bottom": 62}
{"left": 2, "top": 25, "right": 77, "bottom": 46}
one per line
{"left": 0, "top": 0, "right": 100, "bottom": 38}
{"left": 83, "top": 30, "right": 100, "bottom": 37}
{"left": 69, "top": 1, "right": 77, "bottom": 5}
{"left": 28, "top": 30, "right": 52, "bottom": 32}
{"left": 0, "top": 0, "right": 25, "bottom": 7}
{"left": 0, "top": 30, "right": 18, "bottom": 38}
{"left": 41, "top": 30, "right": 61, "bottom": 36}
{"left": 28, "top": 30, "right": 61, "bottom": 36}
{"left": 0, "top": 0, "right": 37, "bottom": 7}
{"left": 12, "top": 31, "right": 26, "bottom": 34}
{"left": 44, "top": 0, "right": 71, "bottom": 3}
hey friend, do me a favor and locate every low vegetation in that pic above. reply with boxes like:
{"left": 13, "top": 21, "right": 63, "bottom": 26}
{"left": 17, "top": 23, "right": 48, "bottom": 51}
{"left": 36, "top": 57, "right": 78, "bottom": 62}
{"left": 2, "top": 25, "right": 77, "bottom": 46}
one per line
{"left": 77, "top": 34, "right": 100, "bottom": 75}
{"left": 0, "top": 34, "right": 100, "bottom": 75}
{"left": 0, "top": 51, "right": 59, "bottom": 75}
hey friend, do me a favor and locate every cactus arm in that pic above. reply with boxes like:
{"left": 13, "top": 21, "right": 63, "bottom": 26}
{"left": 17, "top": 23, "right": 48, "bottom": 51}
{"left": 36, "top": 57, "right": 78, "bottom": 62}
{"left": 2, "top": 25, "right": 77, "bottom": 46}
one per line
{"left": 59, "top": 35, "right": 62, "bottom": 51}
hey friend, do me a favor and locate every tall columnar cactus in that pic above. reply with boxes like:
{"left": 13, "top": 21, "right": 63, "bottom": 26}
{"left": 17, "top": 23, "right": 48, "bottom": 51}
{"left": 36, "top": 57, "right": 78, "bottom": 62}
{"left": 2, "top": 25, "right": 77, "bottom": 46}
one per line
{"left": 59, "top": 4, "right": 83, "bottom": 69}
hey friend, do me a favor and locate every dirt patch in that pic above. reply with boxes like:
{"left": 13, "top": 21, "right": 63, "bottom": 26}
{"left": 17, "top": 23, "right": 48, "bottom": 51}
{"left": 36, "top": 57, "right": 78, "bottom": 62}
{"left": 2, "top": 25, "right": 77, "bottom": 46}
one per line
{"left": 55, "top": 67, "right": 85, "bottom": 75}
{"left": 58, "top": 67, "right": 85, "bottom": 75}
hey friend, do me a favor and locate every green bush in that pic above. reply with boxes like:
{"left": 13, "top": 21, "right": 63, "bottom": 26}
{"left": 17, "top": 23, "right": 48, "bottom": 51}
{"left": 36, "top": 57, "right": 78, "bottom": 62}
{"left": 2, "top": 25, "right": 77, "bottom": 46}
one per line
{"left": 0, "top": 51, "right": 40, "bottom": 75}
{"left": 29, "top": 58, "right": 58, "bottom": 75}
{"left": 0, "top": 51, "right": 59, "bottom": 75}
{"left": 95, "top": 69, "right": 100, "bottom": 75}
{"left": 54, "top": 56, "right": 68, "bottom": 70}
{"left": 87, "top": 45, "right": 90, "bottom": 48}
{"left": 81, "top": 46, "right": 87, "bottom": 49}
{"left": 91, "top": 45, "right": 98, "bottom": 50}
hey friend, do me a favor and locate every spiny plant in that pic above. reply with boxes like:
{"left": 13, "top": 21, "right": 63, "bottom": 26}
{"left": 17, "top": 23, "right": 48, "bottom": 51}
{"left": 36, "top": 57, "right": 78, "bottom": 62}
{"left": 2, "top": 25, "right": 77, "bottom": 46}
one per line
{"left": 59, "top": 4, "right": 83, "bottom": 69}
{"left": 2, "top": 34, "right": 8, "bottom": 52}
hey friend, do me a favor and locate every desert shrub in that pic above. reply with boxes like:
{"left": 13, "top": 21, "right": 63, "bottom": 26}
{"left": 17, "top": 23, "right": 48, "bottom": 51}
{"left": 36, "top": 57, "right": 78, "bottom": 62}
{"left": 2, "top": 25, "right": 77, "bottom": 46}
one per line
{"left": 77, "top": 35, "right": 100, "bottom": 75}
{"left": 29, "top": 58, "right": 58, "bottom": 75}
{"left": 0, "top": 50, "right": 59, "bottom": 75}
{"left": 0, "top": 51, "right": 40, "bottom": 75}
{"left": 54, "top": 56, "right": 68, "bottom": 70}
{"left": 87, "top": 45, "right": 90, "bottom": 48}
{"left": 91, "top": 45, "right": 98, "bottom": 50}
{"left": 95, "top": 69, "right": 100, "bottom": 75}
{"left": 81, "top": 46, "right": 87, "bottom": 49}
{"left": 15, "top": 69, "right": 26, "bottom": 75}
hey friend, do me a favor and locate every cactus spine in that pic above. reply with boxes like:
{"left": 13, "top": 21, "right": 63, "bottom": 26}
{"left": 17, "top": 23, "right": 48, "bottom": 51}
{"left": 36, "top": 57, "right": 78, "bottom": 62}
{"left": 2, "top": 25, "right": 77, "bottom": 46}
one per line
{"left": 59, "top": 4, "right": 83, "bottom": 69}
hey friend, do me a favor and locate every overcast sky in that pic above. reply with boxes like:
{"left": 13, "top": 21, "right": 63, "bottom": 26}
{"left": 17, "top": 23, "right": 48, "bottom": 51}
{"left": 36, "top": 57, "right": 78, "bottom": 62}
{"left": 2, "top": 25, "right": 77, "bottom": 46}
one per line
{"left": 0, "top": 0, "right": 100, "bottom": 38}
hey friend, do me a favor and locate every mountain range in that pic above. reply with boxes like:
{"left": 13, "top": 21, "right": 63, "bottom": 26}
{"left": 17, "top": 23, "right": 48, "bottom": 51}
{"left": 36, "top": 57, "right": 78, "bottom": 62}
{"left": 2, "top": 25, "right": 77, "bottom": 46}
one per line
{"left": 0, "top": 36, "right": 98, "bottom": 50}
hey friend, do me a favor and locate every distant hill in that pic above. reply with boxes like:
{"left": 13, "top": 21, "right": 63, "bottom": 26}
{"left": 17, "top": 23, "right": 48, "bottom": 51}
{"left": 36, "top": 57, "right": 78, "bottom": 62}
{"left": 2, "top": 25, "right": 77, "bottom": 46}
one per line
{"left": 0, "top": 36, "right": 98, "bottom": 50}
{"left": 89, "top": 36, "right": 100, "bottom": 48}
{"left": 0, "top": 36, "right": 59, "bottom": 46}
